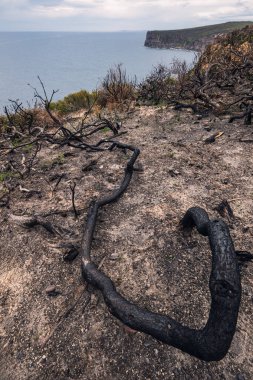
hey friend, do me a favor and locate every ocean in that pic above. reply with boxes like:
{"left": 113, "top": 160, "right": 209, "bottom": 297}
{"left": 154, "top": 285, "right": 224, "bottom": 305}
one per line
{"left": 0, "top": 31, "right": 196, "bottom": 110}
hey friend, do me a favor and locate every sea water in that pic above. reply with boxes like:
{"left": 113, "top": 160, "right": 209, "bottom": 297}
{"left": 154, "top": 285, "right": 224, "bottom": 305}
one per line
{"left": 0, "top": 31, "right": 196, "bottom": 110}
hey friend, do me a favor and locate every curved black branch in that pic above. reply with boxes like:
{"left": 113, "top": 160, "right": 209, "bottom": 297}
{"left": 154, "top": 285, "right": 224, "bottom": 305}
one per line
{"left": 181, "top": 206, "right": 210, "bottom": 236}
{"left": 81, "top": 158, "right": 241, "bottom": 361}
{"left": 81, "top": 141, "right": 140, "bottom": 262}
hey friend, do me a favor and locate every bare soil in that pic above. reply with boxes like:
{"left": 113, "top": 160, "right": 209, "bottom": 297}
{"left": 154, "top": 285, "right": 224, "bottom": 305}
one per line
{"left": 1, "top": 106, "right": 253, "bottom": 380}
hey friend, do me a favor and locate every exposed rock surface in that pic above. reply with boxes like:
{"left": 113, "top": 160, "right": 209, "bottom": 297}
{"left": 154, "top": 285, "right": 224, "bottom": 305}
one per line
{"left": 145, "top": 30, "right": 213, "bottom": 51}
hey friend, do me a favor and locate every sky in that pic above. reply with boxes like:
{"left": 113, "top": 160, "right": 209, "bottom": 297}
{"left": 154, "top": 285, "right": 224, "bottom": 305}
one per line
{"left": 0, "top": 0, "right": 253, "bottom": 32}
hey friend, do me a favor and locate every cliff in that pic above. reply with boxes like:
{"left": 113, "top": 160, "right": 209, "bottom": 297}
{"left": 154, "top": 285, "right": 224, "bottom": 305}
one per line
{"left": 144, "top": 21, "right": 253, "bottom": 51}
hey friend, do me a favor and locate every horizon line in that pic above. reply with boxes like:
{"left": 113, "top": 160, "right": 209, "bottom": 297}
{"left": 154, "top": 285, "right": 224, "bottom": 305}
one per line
{"left": 1, "top": 20, "right": 252, "bottom": 34}
{"left": 0, "top": 30, "right": 147, "bottom": 33}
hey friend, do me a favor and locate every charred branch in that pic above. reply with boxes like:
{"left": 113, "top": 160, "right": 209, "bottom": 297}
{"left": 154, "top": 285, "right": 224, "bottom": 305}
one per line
{"left": 69, "top": 181, "right": 78, "bottom": 219}
{"left": 80, "top": 147, "right": 242, "bottom": 361}
{"left": 10, "top": 214, "right": 73, "bottom": 237}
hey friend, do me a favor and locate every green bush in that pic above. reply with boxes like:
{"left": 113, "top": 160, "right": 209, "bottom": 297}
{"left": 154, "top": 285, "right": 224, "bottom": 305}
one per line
{"left": 50, "top": 90, "right": 97, "bottom": 114}
{"left": 0, "top": 171, "right": 19, "bottom": 182}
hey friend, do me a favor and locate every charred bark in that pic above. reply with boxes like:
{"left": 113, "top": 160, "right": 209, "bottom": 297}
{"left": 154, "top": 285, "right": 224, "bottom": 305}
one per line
{"left": 81, "top": 147, "right": 242, "bottom": 362}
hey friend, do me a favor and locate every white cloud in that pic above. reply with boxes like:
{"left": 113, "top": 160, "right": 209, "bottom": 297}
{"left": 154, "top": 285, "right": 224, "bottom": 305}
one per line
{"left": 0, "top": 0, "right": 252, "bottom": 30}
{"left": 31, "top": 5, "right": 82, "bottom": 18}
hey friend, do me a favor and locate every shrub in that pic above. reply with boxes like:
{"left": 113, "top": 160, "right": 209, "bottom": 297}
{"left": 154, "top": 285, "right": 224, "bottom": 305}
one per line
{"left": 138, "top": 64, "right": 175, "bottom": 104}
{"left": 50, "top": 90, "right": 97, "bottom": 114}
{"left": 0, "top": 115, "right": 8, "bottom": 134}
{"left": 100, "top": 63, "right": 137, "bottom": 106}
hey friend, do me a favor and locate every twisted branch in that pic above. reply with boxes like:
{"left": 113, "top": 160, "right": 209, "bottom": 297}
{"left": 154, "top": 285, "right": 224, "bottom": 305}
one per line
{"left": 81, "top": 151, "right": 242, "bottom": 361}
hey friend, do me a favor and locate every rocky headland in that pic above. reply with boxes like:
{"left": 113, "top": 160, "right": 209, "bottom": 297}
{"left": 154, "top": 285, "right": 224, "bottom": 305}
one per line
{"left": 144, "top": 21, "right": 253, "bottom": 51}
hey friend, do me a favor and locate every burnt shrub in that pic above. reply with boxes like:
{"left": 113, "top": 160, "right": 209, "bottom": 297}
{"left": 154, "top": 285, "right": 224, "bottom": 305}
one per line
{"left": 99, "top": 63, "right": 137, "bottom": 106}
{"left": 138, "top": 64, "right": 176, "bottom": 104}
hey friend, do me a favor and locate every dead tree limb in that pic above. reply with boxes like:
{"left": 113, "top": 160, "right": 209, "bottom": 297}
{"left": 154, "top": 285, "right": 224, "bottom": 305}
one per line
{"left": 30, "top": 76, "right": 71, "bottom": 137}
{"left": 81, "top": 148, "right": 242, "bottom": 361}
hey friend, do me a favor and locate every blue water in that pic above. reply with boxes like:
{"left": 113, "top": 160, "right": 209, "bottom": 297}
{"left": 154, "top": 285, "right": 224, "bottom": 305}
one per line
{"left": 0, "top": 32, "right": 196, "bottom": 110}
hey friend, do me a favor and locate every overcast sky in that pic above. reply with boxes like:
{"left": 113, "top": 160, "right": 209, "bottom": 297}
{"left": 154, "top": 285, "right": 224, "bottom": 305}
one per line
{"left": 0, "top": 0, "right": 253, "bottom": 32}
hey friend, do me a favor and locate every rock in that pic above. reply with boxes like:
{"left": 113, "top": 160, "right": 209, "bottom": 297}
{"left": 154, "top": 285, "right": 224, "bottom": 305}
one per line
{"left": 168, "top": 168, "right": 180, "bottom": 177}
{"left": 110, "top": 253, "right": 120, "bottom": 260}
{"left": 45, "top": 285, "right": 55, "bottom": 293}
{"left": 45, "top": 285, "right": 61, "bottom": 297}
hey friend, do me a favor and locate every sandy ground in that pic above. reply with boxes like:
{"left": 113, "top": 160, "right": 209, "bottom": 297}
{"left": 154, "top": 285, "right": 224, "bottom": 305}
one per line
{"left": 0, "top": 106, "right": 253, "bottom": 380}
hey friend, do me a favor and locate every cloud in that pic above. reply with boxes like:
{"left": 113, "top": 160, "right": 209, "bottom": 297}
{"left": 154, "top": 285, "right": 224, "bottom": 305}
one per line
{"left": 195, "top": 0, "right": 253, "bottom": 21}
{"left": 29, "top": 0, "right": 62, "bottom": 5}
{"left": 0, "top": 0, "right": 253, "bottom": 31}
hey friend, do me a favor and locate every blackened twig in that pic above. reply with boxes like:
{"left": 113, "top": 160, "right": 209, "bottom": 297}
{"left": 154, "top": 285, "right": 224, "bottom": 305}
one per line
{"left": 70, "top": 181, "right": 78, "bottom": 218}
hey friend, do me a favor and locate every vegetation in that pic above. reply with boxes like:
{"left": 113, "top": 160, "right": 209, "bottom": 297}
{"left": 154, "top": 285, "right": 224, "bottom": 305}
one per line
{"left": 49, "top": 64, "right": 137, "bottom": 113}
{"left": 0, "top": 171, "right": 18, "bottom": 182}
{"left": 138, "top": 59, "right": 191, "bottom": 105}
{"left": 99, "top": 63, "right": 137, "bottom": 107}
{"left": 141, "top": 25, "right": 253, "bottom": 124}
{"left": 50, "top": 89, "right": 97, "bottom": 114}
{"left": 145, "top": 21, "right": 253, "bottom": 50}
{"left": 137, "top": 63, "right": 175, "bottom": 105}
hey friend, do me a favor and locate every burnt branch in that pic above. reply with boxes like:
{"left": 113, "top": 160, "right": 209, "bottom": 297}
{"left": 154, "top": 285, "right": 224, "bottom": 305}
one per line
{"left": 30, "top": 77, "right": 71, "bottom": 137}
{"left": 81, "top": 141, "right": 140, "bottom": 261}
{"left": 24, "top": 142, "right": 41, "bottom": 176}
{"left": 11, "top": 214, "right": 73, "bottom": 237}
{"left": 70, "top": 181, "right": 78, "bottom": 219}
{"left": 81, "top": 155, "right": 242, "bottom": 361}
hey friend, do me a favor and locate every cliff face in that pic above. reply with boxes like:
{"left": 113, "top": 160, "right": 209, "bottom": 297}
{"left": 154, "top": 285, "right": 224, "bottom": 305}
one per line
{"left": 144, "top": 21, "right": 253, "bottom": 51}
{"left": 144, "top": 31, "right": 214, "bottom": 51}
